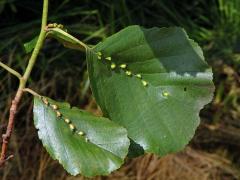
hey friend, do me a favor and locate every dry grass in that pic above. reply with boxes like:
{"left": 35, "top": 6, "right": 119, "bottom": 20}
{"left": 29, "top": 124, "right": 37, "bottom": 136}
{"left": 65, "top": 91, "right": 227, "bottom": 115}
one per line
{"left": 22, "top": 147, "right": 240, "bottom": 180}
{"left": 104, "top": 147, "right": 239, "bottom": 180}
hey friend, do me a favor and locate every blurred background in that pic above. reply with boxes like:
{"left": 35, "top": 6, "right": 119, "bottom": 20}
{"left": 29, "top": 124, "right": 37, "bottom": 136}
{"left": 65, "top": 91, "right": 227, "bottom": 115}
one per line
{"left": 0, "top": 0, "right": 240, "bottom": 179}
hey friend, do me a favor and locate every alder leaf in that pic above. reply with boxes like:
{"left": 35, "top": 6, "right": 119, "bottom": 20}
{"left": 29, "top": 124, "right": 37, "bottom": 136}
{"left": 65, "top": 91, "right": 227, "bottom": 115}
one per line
{"left": 86, "top": 25, "right": 214, "bottom": 156}
{"left": 46, "top": 27, "right": 86, "bottom": 51}
{"left": 23, "top": 36, "right": 38, "bottom": 53}
{"left": 33, "top": 96, "right": 130, "bottom": 177}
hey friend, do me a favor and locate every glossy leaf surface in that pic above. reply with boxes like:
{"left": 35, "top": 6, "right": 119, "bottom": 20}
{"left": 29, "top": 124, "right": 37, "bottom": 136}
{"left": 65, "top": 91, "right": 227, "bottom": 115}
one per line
{"left": 33, "top": 96, "right": 129, "bottom": 177}
{"left": 87, "top": 25, "right": 214, "bottom": 156}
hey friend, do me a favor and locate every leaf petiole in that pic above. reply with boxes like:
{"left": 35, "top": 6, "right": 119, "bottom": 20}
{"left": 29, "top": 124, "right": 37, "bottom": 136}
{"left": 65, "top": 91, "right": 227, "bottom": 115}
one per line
{"left": 22, "top": 88, "right": 41, "bottom": 97}
{"left": 46, "top": 27, "right": 89, "bottom": 51}
{"left": 0, "top": 60, "right": 22, "bottom": 80}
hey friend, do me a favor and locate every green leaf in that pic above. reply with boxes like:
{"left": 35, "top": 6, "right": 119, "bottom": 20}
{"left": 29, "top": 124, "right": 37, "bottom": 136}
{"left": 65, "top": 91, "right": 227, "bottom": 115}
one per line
{"left": 86, "top": 25, "right": 214, "bottom": 156}
{"left": 24, "top": 36, "right": 38, "bottom": 53}
{"left": 46, "top": 27, "right": 87, "bottom": 51}
{"left": 33, "top": 96, "right": 130, "bottom": 177}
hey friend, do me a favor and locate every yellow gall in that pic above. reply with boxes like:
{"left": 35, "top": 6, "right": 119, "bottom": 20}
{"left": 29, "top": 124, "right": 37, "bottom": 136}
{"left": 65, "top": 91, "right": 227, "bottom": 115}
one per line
{"left": 42, "top": 98, "right": 49, "bottom": 105}
{"left": 120, "top": 64, "right": 127, "bottom": 69}
{"left": 105, "top": 57, "right": 112, "bottom": 61}
{"left": 142, "top": 80, "right": 148, "bottom": 87}
{"left": 162, "top": 91, "right": 170, "bottom": 97}
{"left": 126, "top": 71, "right": 132, "bottom": 76}
{"left": 78, "top": 131, "right": 85, "bottom": 136}
{"left": 51, "top": 104, "right": 58, "bottom": 110}
{"left": 64, "top": 118, "right": 70, "bottom": 124}
{"left": 111, "top": 63, "right": 116, "bottom": 69}
{"left": 135, "top": 74, "right": 142, "bottom": 78}
{"left": 56, "top": 111, "right": 62, "bottom": 117}
{"left": 69, "top": 124, "right": 75, "bottom": 131}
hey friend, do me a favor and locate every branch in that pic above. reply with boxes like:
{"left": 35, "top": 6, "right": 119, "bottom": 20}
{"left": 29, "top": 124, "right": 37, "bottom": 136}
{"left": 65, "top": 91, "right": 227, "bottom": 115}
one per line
{"left": 23, "top": 0, "right": 48, "bottom": 81}
{"left": 0, "top": 61, "right": 22, "bottom": 80}
{"left": 0, "top": 88, "right": 23, "bottom": 166}
{"left": 0, "top": 0, "right": 49, "bottom": 167}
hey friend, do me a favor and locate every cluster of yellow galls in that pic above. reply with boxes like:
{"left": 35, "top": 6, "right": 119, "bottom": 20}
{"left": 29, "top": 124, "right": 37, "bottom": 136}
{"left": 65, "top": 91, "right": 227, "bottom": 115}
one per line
{"left": 96, "top": 52, "right": 148, "bottom": 87}
{"left": 40, "top": 97, "right": 89, "bottom": 142}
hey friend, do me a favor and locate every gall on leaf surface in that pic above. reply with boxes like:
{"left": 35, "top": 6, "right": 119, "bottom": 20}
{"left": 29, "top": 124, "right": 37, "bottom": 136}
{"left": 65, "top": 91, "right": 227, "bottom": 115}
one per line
{"left": 33, "top": 96, "right": 130, "bottom": 177}
{"left": 86, "top": 25, "right": 215, "bottom": 156}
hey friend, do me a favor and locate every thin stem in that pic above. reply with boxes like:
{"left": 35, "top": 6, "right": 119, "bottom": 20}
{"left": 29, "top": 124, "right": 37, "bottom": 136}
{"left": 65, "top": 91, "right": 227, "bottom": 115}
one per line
{"left": 23, "top": 0, "right": 48, "bottom": 81}
{"left": 0, "top": 61, "right": 22, "bottom": 80}
{"left": 0, "top": 0, "right": 49, "bottom": 167}
{"left": 23, "top": 88, "right": 41, "bottom": 97}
